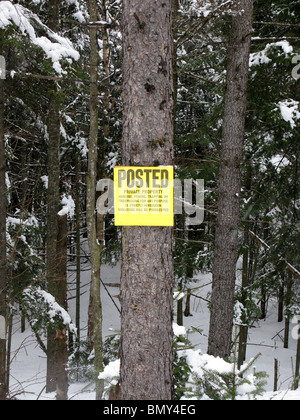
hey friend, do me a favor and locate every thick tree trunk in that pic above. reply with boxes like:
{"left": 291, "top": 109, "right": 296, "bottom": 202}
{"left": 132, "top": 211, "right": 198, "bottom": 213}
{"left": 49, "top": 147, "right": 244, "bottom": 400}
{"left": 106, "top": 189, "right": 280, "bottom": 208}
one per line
{"left": 120, "top": 0, "right": 174, "bottom": 400}
{"left": 208, "top": 0, "right": 253, "bottom": 360}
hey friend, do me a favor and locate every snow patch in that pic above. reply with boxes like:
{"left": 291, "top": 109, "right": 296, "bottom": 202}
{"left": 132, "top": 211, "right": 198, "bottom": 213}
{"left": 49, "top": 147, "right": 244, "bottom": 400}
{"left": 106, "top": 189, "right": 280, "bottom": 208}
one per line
{"left": 278, "top": 99, "right": 300, "bottom": 129}
{"left": 250, "top": 40, "right": 293, "bottom": 67}
{"left": 58, "top": 194, "right": 75, "bottom": 218}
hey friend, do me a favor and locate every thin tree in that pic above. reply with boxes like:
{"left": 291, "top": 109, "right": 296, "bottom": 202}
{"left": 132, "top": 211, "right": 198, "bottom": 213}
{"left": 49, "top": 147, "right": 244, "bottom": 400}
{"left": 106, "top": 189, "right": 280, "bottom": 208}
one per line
{"left": 0, "top": 42, "right": 7, "bottom": 401}
{"left": 208, "top": 0, "right": 254, "bottom": 360}
{"left": 46, "top": 0, "right": 63, "bottom": 393}
{"left": 55, "top": 214, "right": 68, "bottom": 400}
{"left": 293, "top": 319, "right": 300, "bottom": 390}
{"left": 75, "top": 154, "right": 81, "bottom": 350}
{"left": 120, "top": 0, "right": 174, "bottom": 400}
{"left": 86, "top": 0, "right": 104, "bottom": 400}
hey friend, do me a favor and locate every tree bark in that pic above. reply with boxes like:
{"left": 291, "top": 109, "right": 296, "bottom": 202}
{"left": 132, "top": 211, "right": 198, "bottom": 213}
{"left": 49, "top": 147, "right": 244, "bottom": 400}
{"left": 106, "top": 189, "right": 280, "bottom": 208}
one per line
{"left": 293, "top": 321, "right": 300, "bottom": 390}
{"left": 208, "top": 0, "right": 253, "bottom": 360}
{"left": 75, "top": 154, "right": 81, "bottom": 350}
{"left": 46, "top": 91, "right": 61, "bottom": 393}
{"left": 55, "top": 214, "right": 68, "bottom": 400}
{"left": 46, "top": 0, "right": 62, "bottom": 393}
{"left": 101, "top": 0, "right": 111, "bottom": 143}
{"left": 284, "top": 270, "right": 293, "bottom": 349}
{"left": 120, "top": 0, "right": 174, "bottom": 400}
{"left": 86, "top": 0, "right": 104, "bottom": 400}
{"left": 0, "top": 57, "right": 7, "bottom": 401}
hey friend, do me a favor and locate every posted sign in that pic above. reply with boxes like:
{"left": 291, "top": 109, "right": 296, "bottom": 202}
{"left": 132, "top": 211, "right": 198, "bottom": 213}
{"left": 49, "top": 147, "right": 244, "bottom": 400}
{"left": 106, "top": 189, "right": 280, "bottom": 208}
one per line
{"left": 114, "top": 166, "right": 174, "bottom": 226}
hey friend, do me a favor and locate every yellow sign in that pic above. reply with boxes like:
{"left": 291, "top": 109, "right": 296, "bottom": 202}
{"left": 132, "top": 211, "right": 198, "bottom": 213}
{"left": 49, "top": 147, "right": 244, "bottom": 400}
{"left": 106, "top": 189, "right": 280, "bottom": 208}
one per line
{"left": 114, "top": 166, "right": 174, "bottom": 226}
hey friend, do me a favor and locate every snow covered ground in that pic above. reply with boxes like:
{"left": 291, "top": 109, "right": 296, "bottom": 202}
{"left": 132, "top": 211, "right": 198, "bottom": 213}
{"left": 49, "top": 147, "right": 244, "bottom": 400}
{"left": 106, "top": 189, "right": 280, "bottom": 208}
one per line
{"left": 9, "top": 261, "right": 300, "bottom": 400}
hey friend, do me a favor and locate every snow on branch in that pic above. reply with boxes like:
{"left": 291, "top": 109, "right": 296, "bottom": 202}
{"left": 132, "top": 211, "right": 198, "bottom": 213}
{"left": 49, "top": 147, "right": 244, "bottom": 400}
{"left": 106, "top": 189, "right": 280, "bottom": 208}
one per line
{"left": 249, "top": 40, "right": 293, "bottom": 67}
{"left": 58, "top": 194, "right": 75, "bottom": 218}
{"left": 277, "top": 99, "right": 300, "bottom": 129}
{"left": 0, "top": 1, "right": 80, "bottom": 74}
{"left": 22, "top": 286, "right": 77, "bottom": 335}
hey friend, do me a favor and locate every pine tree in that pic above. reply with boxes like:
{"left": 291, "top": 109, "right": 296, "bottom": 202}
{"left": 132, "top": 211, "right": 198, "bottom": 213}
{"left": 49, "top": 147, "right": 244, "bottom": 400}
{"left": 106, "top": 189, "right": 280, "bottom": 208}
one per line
{"left": 208, "top": 0, "right": 254, "bottom": 360}
{"left": 86, "top": 0, "right": 104, "bottom": 400}
{"left": 0, "top": 21, "right": 7, "bottom": 400}
{"left": 45, "top": 0, "right": 63, "bottom": 393}
{"left": 120, "top": 0, "right": 174, "bottom": 400}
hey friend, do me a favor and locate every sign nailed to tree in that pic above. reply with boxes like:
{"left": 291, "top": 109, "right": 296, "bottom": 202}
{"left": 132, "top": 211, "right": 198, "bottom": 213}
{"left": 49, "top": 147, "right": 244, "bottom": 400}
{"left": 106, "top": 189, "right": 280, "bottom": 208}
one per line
{"left": 114, "top": 166, "right": 174, "bottom": 226}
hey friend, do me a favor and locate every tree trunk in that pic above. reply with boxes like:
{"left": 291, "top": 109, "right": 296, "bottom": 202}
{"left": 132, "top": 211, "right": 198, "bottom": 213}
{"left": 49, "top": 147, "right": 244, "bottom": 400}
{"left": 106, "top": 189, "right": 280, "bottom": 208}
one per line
{"left": 278, "top": 281, "right": 284, "bottom": 323}
{"left": 101, "top": 0, "right": 111, "bottom": 144}
{"left": 0, "top": 55, "right": 7, "bottom": 401}
{"left": 46, "top": 0, "right": 62, "bottom": 392}
{"left": 284, "top": 270, "right": 293, "bottom": 349}
{"left": 120, "top": 0, "right": 174, "bottom": 400}
{"left": 75, "top": 154, "right": 81, "bottom": 350}
{"left": 55, "top": 214, "right": 68, "bottom": 400}
{"left": 46, "top": 91, "right": 61, "bottom": 393}
{"left": 184, "top": 289, "right": 192, "bottom": 317}
{"left": 5, "top": 312, "right": 12, "bottom": 395}
{"left": 208, "top": 0, "right": 253, "bottom": 360}
{"left": 238, "top": 231, "right": 249, "bottom": 367}
{"left": 86, "top": 0, "right": 104, "bottom": 400}
{"left": 293, "top": 320, "right": 300, "bottom": 390}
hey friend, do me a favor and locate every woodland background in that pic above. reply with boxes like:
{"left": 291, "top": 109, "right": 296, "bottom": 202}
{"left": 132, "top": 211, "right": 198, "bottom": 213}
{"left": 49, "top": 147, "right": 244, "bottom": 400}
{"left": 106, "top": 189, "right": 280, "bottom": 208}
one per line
{"left": 0, "top": 0, "right": 300, "bottom": 400}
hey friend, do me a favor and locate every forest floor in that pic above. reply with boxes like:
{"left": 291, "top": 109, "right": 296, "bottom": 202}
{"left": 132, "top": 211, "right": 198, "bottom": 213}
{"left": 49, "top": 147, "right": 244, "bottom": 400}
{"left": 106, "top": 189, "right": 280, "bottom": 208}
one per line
{"left": 8, "top": 258, "right": 300, "bottom": 400}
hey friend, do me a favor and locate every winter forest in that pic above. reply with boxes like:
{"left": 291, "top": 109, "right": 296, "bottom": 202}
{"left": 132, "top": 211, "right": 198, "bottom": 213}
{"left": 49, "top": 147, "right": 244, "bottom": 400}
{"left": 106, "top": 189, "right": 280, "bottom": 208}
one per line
{"left": 0, "top": 0, "right": 300, "bottom": 402}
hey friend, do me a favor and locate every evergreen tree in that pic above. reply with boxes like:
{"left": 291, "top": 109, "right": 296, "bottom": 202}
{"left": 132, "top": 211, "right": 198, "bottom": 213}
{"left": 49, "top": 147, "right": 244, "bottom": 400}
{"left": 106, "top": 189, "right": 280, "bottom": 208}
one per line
{"left": 120, "top": 0, "right": 174, "bottom": 400}
{"left": 208, "top": 0, "right": 254, "bottom": 360}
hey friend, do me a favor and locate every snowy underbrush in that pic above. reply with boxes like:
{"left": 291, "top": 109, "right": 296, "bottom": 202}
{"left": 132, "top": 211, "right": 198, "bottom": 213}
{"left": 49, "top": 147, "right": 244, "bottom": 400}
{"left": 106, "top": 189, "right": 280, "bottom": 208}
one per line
{"left": 178, "top": 349, "right": 267, "bottom": 400}
{"left": 99, "top": 324, "right": 268, "bottom": 401}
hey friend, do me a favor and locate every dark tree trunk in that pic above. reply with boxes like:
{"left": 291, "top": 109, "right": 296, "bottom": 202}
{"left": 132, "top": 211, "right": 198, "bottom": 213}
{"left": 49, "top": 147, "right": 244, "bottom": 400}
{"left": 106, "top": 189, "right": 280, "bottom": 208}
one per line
{"left": 284, "top": 270, "right": 293, "bottom": 349}
{"left": 0, "top": 59, "right": 7, "bottom": 401}
{"left": 86, "top": 0, "right": 104, "bottom": 400}
{"left": 294, "top": 320, "right": 300, "bottom": 390}
{"left": 55, "top": 214, "right": 68, "bottom": 400}
{"left": 46, "top": 91, "right": 61, "bottom": 393}
{"left": 120, "top": 0, "right": 174, "bottom": 400}
{"left": 208, "top": 0, "right": 254, "bottom": 360}
{"left": 46, "top": 0, "right": 62, "bottom": 393}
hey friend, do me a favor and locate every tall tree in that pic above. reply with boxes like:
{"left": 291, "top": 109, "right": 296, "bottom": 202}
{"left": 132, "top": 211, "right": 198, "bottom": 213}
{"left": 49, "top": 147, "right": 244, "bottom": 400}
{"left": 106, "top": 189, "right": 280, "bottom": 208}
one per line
{"left": 86, "top": 0, "right": 104, "bottom": 400}
{"left": 120, "top": 0, "right": 174, "bottom": 400}
{"left": 208, "top": 0, "right": 254, "bottom": 360}
{"left": 55, "top": 214, "right": 68, "bottom": 400}
{"left": 46, "top": 0, "right": 63, "bottom": 393}
{"left": 0, "top": 39, "right": 7, "bottom": 401}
